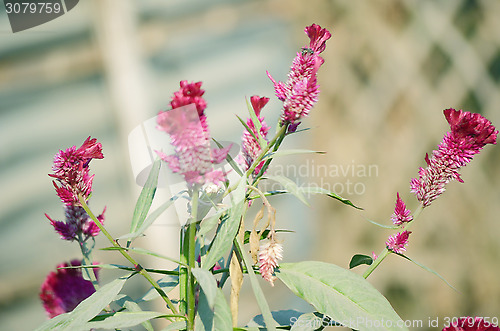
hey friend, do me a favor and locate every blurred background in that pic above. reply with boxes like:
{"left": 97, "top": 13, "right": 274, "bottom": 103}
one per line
{"left": 1, "top": 0, "right": 499, "bottom": 330}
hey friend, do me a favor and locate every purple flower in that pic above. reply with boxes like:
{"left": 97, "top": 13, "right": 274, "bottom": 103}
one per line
{"left": 241, "top": 95, "right": 271, "bottom": 175}
{"left": 156, "top": 81, "right": 230, "bottom": 187}
{"left": 40, "top": 260, "right": 98, "bottom": 318}
{"left": 45, "top": 205, "right": 106, "bottom": 241}
{"left": 410, "top": 109, "right": 497, "bottom": 207}
{"left": 267, "top": 24, "right": 331, "bottom": 130}
{"left": 50, "top": 137, "right": 104, "bottom": 206}
{"left": 386, "top": 231, "right": 411, "bottom": 254}
{"left": 391, "top": 192, "right": 413, "bottom": 226}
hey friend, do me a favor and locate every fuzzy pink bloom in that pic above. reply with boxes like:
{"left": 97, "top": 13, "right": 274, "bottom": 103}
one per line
{"left": 156, "top": 82, "right": 230, "bottom": 187}
{"left": 45, "top": 205, "right": 106, "bottom": 241}
{"left": 40, "top": 260, "right": 98, "bottom": 318}
{"left": 410, "top": 109, "right": 497, "bottom": 207}
{"left": 258, "top": 241, "right": 283, "bottom": 286}
{"left": 50, "top": 137, "right": 103, "bottom": 205}
{"left": 170, "top": 80, "right": 207, "bottom": 116}
{"left": 391, "top": 192, "right": 413, "bottom": 226}
{"left": 386, "top": 231, "right": 411, "bottom": 254}
{"left": 267, "top": 24, "right": 331, "bottom": 131}
{"left": 442, "top": 317, "right": 500, "bottom": 331}
{"left": 241, "top": 96, "right": 271, "bottom": 175}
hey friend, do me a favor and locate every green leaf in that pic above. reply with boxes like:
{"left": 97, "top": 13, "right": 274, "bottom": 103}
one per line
{"left": 160, "top": 321, "right": 187, "bottom": 331}
{"left": 349, "top": 254, "right": 373, "bottom": 269}
{"left": 277, "top": 261, "right": 406, "bottom": 331}
{"left": 265, "top": 149, "right": 325, "bottom": 159}
{"left": 121, "top": 191, "right": 182, "bottom": 241}
{"left": 198, "top": 208, "right": 229, "bottom": 238}
{"left": 247, "top": 309, "right": 304, "bottom": 328}
{"left": 128, "top": 158, "right": 161, "bottom": 245}
{"left": 35, "top": 278, "right": 127, "bottom": 331}
{"left": 363, "top": 217, "right": 398, "bottom": 229}
{"left": 265, "top": 175, "right": 309, "bottom": 206}
{"left": 235, "top": 238, "right": 277, "bottom": 331}
{"left": 213, "top": 138, "right": 243, "bottom": 176}
{"left": 195, "top": 288, "right": 232, "bottom": 331}
{"left": 396, "top": 253, "right": 457, "bottom": 291}
{"left": 85, "top": 311, "right": 164, "bottom": 329}
{"left": 202, "top": 178, "right": 246, "bottom": 270}
{"left": 141, "top": 272, "right": 179, "bottom": 301}
{"left": 243, "top": 229, "right": 295, "bottom": 244}
{"left": 236, "top": 114, "right": 260, "bottom": 145}
{"left": 297, "top": 186, "right": 362, "bottom": 210}
{"left": 192, "top": 268, "right": 218, "bottom": 309}
{"left": 290, "top": 312, "right": 333, "bottom": 330}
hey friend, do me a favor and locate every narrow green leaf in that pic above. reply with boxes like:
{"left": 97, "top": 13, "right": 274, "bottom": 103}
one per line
{"left": 198, "top": 208, "right": 229, "bottom": 237}
{"left": 396, "top": 253, "right": 457, "bottom": 291}
{"left": 265, "top": 149, "right": 325, "bottom": 159}
{"left": 129, "top": 159, "right": 161, "bottom": 244}
{"left": 277, "top": 261, "right": 406, "bottom": 331}
{"left": 292, "top": 186, "right": 362, "bottom": 209}
{"left": 248, "top": 309, "right": 305, "bottom": 329}
{"left": 85, "top": 311, "right": 163, "bottom": 329}
{"left": 236, "top": 114, "right": 260, "bottom": 145}
{"left": 161, "top": 321, "right": 187, "bottom": 331}
{"left": 141, "top": 272, "right": 179, "bottom": 301}
{"left": 349, "top": 254, "right": 373, "bottom": 269}
{"left": 202, "top": 178, "right": 246, "bottom": 270}
{"left": 35, "top": 278, "right": 127, "bottom": 331}
{"left": 195, "top": 288, "right": 232, "bottom": 331}
{"left": 121, "top": 191, "right": 183, "bottom": 241}
{"left": 192, "top": 268, "right": 218, "bottom": 309}
{"left": 116, "top": 296, "right": 154, "bottom": 331}
{"left": 265, "top": 175, "right": 309, "bottom": 206}
{"left": 213, "top": 138, "right": 243, "bottom": 176}
{"left": 243, "top": 229, "right": 294, "bottom": 244}
{"left": 363, "top": 217, "right": 398, "bottom": 229}
{"left": 290, "top": 312, "right": 334, "bottom": 330}
{"left": 235, "top": 237, "right": 277, "bottom": 331}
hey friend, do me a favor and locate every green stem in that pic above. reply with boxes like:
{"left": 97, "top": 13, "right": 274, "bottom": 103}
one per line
{"left": 363, "top": 203, "right": 425, "bottom": 279}
{"left": 78, "top": 196, "right": 179, "bottom": 316}
{"left": 187, "top": 189, "right": 199, "bottom": 330}
{"left": 77, "top": 233, "right": 99, "bottom": 290}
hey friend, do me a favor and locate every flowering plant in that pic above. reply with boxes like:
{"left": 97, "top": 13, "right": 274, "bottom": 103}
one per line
{"left": 37, "top": 24, "right": 498, "bottom": 331}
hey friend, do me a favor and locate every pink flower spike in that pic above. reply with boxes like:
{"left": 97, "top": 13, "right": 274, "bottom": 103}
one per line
{"left": 258, "top": 240, "right": 283, "bottom": 286}
{"left": 267, "top": 24, "right": 331, "bottom": 129}
{"left": 410, "top": 109, "right": 497, "bottom": 207}
{"left": 386, "top": 231, "right": 411, "bottom": 254}
{"left": 170, "top": 80, "right": 207, "bottom": 116}
{"left": 391, "top": 193, "right": 413, "bottom": 226}
{"left": 40, "top": 260, "right": 98, "bottom": 318}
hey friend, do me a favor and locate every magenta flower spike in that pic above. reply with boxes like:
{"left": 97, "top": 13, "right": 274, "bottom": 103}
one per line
{"left": 241, "top": 95, "right": 271, "bottom": 175}
{"left": 386, "top": 231, "right": 411, "bottom": 254}
{"left": 156, "top": 81, "right": 230, "bottom": 187}
{"left": 45, "top": 205, "right": 106, "bottom": 241}
{"left": 410, "top": 109, "right": 497, "bottom": 207}
{"left": 267, "top": 24, "right": 331, "bottom": 131}
{"left": 391, "top": 192, "right": 413, "bottom": 226}
{"left": 40, "top": 260, "right": 98, "bottom": 318}
{"left": 50, "top": 136, "right": 104, "bottom": 206}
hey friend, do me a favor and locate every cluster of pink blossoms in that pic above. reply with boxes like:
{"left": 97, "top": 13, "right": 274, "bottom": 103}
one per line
{"left": 40, "top": 260, "right": 98, "bottom": 318}
{"left": 45, "top": 137, "right": 105, "bottom": 242}
{"left": 268, "top": 23, "right": 331, "bottom": 132}
{"left": 385, "top": 193, "right": 413, "bottom": 254}
{"left": 258, "top": 240, "right": 283, "bottom": 286}
{"left": 156, "top": 80, "right": 231, "bottom": 187}
{"left": 411, "top": 108, "right": 497, "bottom": 207}
{"left": 241, "top": 95, "right": 271, "bottom": 176}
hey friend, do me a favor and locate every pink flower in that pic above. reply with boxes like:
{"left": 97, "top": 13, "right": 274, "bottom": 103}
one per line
{"left": 258, "top": 240, "right": 283, "bottom": 286}
{"left": 241, "top": 96, "right": 271, "bottom": 175}
{"left": 50, "top": 137, "right": 103, "bottom": 205}
{"left": 40, "top": 260, "right": 98, "bottom": 318}
{"left": 386, "top": 231, "right": 411, "bottom": 254}
{"left": 442, "top": 317, "right": 500, "bottom": 331}
{"left": 156, "top": 81, "right": 230, "bottom": 187}
{"left": 410, "top": 109, "right": 497, "bottom": 207}
{"left": 391, "top": 193, "right": 413, "bottom": 226}
{"left": 267, "top": 24, "right": 331, "bottom": 130}
{"left": 170, "top": 80, "right": 207, "bottom": 116}
{"left": 45, "top": 205, "right": 106, "bottom": 241}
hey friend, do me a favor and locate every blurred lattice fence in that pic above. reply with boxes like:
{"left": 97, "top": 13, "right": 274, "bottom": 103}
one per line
{"left": 280, "top": 0, "right": 500, "bottom": 322}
